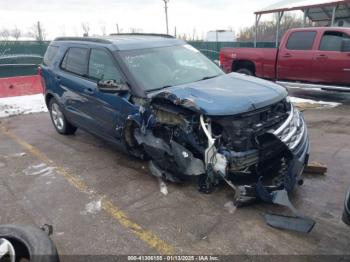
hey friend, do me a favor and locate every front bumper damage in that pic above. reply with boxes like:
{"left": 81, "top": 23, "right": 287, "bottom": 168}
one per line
{"left": 128, "top": 98, "right": 309, "bottom": 208}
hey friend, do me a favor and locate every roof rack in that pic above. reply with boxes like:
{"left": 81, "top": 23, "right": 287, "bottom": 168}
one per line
{"left": 109, "top": 33, "right": 175, "bottom": 38}
{"left": 53, "top": 37, "right": 112, "bottom": 44}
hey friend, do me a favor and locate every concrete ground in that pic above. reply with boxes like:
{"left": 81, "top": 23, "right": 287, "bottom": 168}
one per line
{"left": 0, "top": 88, "right": 350, "bottom": 256}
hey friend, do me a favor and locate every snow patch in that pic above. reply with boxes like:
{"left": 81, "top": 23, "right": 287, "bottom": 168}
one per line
{"left": 23, "top": 163, "right": 56, "bottom": 177}
{"left": 0, "top": 94, "right": 47, "bottom": 118}
{"left": 290, "top": 96, "right": 341, "bottom": 108}
{"left": 81, "top": 199, "right": 102, "bottom": 215}
{"left": 12, "top": 152, "right": 27, "bottom": 157}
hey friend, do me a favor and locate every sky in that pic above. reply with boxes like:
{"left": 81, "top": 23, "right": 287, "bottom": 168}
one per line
{"left": 0, "top": 0, "right": 280, "bottom": 40}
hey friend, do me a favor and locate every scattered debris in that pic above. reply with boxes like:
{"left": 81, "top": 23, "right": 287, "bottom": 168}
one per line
{"left": 158, "top": 178, "right": 168, "bottom": 196}
{"left": 264, "top": 189, "right": 316, "bottom": 233}
{"left": 304, "top": 162, "right": 328, "bottom": 175}
{"left": 224, "top": 201, "right": 237, "bottom": 214}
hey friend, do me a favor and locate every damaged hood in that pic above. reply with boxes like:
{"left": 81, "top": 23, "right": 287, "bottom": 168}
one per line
{"left": 150, "top": 73, "right": 288, "bottom": 116}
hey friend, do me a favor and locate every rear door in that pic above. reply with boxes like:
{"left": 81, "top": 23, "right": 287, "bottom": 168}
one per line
{"left": 277, "top": 31, "right": 317, "bottom": 82}
{"left": 312, "top": 30, "right": 350, "bottom": 85}
{"left": 57, "top": 47, "right": 92, "bottom": 129}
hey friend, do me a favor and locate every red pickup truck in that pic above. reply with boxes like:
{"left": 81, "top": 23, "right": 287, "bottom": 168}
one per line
{"left": 220, "top": 27, "right": 350, "bottom": 87}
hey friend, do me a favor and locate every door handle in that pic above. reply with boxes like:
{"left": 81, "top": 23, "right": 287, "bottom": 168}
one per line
{"left": 316, "top": 54, "right": 328, "bottom": 59}
{"left": 283, "top": 53, "right": 292, "bottom": 58}
{"left": 84, "top": 88, "right": 95, "bottom": 95}
{"left": 55, "top": 76, "right": 61, "bottom": 81}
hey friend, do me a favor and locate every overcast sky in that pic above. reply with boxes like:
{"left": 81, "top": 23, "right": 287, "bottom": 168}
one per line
{"left": 0, "top": 0, "right": 281, "bottom": 39}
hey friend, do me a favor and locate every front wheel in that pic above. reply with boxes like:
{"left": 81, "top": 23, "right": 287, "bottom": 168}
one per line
{"left": 49, "top": 98, "right": 77, "bottom": 135}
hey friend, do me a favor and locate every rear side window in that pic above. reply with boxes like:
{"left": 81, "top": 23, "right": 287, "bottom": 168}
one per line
{"left": 286, "top": 31, "right": 316, "bottom": 50}
{"left": 320, "top": 31, "right": 350, "bottom": 51}
{"left": 61, "top": 47, "right": 89, "bottom": 76}
{"left": 43, "top": 46, "right": 59, "bottom": 66}
{"left": 88, "top": 49, "right": 123, "bottom": 82}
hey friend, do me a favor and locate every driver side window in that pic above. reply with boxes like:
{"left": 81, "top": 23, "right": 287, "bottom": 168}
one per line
{"left": 88, "top": 49, "right": 123, "bottom": 82}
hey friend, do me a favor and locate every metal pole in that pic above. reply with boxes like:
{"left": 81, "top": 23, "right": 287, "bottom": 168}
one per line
{"left": 163, "top": 0, "right": 170, "bottom": 34}
{"left": 254, "top": 14, "right": 261, "bottom": 48}
{"left": 303, "top": 9, "right": 309, "bottom": 27}
{"left": 276, "top": 12, "right": 284, "bottom": 48}
{"left": 331, "top": 5, "right": 337, "bottom": 26}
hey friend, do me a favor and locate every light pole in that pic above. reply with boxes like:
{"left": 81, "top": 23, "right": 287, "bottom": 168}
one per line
{"left": 163, "top": 0, "right": 170, "bottom": 34}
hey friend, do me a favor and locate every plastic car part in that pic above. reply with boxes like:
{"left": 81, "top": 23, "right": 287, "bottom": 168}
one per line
{"left": 264, "top": 189, "right": 316, "bottom": 233}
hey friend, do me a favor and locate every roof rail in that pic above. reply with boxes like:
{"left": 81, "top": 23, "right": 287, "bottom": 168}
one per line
{"left": 109, "top": 33, "right": 175, "bottom": 38}
{"left": 53, "top": 37, "right": 112, "bottom": 44}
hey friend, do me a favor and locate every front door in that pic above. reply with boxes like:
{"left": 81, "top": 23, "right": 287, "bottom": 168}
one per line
{"left": 277, "top": 31, "right": 317, "bottom": 82}
{"left": 84, "top": 48, "right": 135, "bottom": 140}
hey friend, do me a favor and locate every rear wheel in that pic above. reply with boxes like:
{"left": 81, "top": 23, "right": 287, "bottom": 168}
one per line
{"left": 236, "top": 68, "right": 254, "bottom": 76}
{"left": 49, "top": 98, "right": 77, "bottom": 135}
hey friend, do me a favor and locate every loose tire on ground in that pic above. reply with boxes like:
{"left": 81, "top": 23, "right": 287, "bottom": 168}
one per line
{"left": 0, "top": 224, "right": 59, "bottom": 262}
{"left": 48, "top": 98, "right": 77, "bottom": 135}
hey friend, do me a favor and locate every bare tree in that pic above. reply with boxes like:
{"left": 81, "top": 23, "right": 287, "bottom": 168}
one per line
{"left": 0, "top": 28, "right": 10, "bottom": 40}
{"left": 237, "top": 13, "right": 313, "bottom": 42}
{"left": 29, "top": 21, "right": 46, "bottom": 41}
{"left": 129, "top": 28, "right": 143, "bottom": 33}
{"left": 99, "top": 23, "right": 107, "bottom": 36}
{"left": 11, "top": 26, "right": 21, "bottom": 40}
{"left": 81, "top": 22, "right": 90, "bottom": 37}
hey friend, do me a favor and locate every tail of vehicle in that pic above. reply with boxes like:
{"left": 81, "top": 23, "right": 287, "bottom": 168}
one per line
{"left": 219, "top": 47, "right": 278, "bottom": 79}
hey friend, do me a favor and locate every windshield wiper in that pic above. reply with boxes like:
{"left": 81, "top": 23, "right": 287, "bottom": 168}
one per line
{"left": 147, "top": 85, "right": 172, "bottom": 92}
{"left": 196, "top": 74, "right": 221, "bottom": 82}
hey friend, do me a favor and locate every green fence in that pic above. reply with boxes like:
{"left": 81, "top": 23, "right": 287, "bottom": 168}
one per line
{"left": 0, "top": 40, "right": 275, "bottom": 77}
{"left": 189, "top": 41, "right": 275, "bottom": 61}
{"left": 0, "top": 41, "right": 50, "bottom": 77}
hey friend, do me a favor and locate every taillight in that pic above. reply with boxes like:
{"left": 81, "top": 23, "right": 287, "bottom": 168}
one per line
{"left": 37, "top": 66, "right": 42, "bottom": 75}
{"left": 219, "top": 52, "right": 225, "bottom": 66}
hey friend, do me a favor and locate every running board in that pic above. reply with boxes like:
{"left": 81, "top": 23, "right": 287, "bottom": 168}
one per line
{"left": 276, "top": 81, "right": 350, "bottom": 92}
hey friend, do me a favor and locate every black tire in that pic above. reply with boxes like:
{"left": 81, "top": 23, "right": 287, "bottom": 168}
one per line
{"left": 0, "top": 224, "right": 59, "bottom": 262}
{"left": 236, "top": 68, "right": 254, "bottom": 76}
{"left": 48, "top": 98, "right": 77, "bottom": 135}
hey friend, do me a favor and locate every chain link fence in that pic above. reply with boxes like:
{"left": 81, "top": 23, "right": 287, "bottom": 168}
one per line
{"left": 0, "top": 40, "right": 275, "bottom": 78}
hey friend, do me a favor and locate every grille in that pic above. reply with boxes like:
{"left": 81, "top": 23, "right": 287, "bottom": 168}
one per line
{"left": 273, "top": 105, "right": 306, "bottom": 151}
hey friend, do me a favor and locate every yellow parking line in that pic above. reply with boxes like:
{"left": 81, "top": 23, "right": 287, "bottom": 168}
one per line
{"left": 0, "top": 125, "right": 175, "bottom": 255}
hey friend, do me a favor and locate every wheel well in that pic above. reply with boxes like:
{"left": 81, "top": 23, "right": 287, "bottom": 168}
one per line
{"left": 45, "top": 93, "right": 54, "bottom": 107}
{"left": 232, "top": 60, "right": 255, "bottom": 74}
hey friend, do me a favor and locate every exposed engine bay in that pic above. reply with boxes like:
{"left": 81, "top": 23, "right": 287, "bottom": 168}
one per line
{"left": 124, "top": 92, "right": 309, "bottom": 207}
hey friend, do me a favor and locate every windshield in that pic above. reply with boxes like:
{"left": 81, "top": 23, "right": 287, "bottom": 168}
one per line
{"left": 119, "top": 44, "right": 224, "bottom": 91}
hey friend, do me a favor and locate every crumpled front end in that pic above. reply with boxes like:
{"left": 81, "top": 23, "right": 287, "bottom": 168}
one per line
{"left": 125, "top": 95, "right": 309, "bottom": 206}
{"left": 200, "top": 102, "right": 310, "bottom": 205}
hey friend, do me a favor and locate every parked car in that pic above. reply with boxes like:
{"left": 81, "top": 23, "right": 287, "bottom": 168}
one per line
{"left": 220, "top": 27, "right": 350, "bottom": 88}
{"left": 40, "top": 34, "right": 309, "bottom": 206}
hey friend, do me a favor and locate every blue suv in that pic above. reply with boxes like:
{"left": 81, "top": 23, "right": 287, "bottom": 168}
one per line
{"left": 41, "top": 34, "right": 309, "bottom": 206}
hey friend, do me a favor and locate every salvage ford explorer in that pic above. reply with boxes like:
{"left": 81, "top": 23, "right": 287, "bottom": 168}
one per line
{"left": 40, "top": 34, "right": 310, "bottom": 206}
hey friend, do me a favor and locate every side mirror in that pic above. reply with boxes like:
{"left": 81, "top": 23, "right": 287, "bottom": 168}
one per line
{"left": 97, "top": 79, "right": 129, "bottom": 94}
{"left": 341, "top": 39, "right": 350, "bottom": 52}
